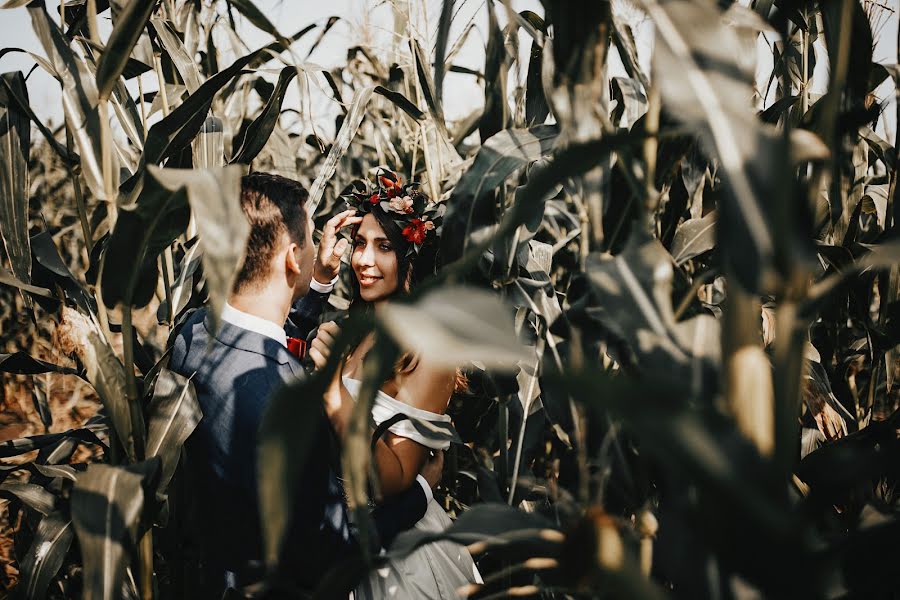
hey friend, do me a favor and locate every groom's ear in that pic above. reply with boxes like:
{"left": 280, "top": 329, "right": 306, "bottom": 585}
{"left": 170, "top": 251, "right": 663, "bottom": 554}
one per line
{"left": 285, "top": 242, "right": 302, "bottom": 275}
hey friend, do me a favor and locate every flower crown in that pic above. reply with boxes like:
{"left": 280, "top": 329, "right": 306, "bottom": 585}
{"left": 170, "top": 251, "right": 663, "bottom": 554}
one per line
{"left": 341, "top": 169, "right": 444, "bottom": 256}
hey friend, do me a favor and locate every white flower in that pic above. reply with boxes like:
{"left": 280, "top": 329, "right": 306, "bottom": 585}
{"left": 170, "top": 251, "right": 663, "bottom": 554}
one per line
{"left": 389, "top": 195, "right": 414, "bottom": 214}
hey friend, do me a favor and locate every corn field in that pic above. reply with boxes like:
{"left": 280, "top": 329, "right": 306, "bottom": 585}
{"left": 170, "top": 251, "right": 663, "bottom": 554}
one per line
{"left": 1, "top": 0, "right": 899, "bottom": 597}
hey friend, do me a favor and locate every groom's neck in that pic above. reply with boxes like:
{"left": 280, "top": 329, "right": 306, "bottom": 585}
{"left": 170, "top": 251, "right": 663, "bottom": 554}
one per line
{"left": 228, "top": 279, "right": 292, "bottom": 328}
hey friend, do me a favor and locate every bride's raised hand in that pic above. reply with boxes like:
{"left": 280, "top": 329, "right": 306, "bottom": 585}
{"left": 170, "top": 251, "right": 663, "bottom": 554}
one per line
{"left": 309, "top": 320, "right": 340, "bottom": 371}
{"left": 313, "top": 209, "right": 363, "bottom": 284}
{"left": 310, "top": 321, "right": 354, "bottom": 434}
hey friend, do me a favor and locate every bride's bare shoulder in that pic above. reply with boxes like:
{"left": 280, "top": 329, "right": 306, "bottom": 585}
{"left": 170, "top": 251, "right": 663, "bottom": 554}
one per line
{"left": 391, "top": 358, "right": 455, "bottom": 414}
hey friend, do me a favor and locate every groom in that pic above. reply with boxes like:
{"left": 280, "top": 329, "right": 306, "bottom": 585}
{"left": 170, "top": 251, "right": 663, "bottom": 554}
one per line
{"left": 169, "top": 172, "right": 438, "bottom": 595}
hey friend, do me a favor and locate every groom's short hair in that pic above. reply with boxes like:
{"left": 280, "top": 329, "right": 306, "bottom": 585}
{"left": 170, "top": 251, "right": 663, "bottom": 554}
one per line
{"left": 234, "top": 171, "right": 309, "bottom": 292}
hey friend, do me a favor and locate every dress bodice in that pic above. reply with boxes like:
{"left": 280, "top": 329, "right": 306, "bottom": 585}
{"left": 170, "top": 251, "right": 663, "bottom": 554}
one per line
{"left": 341, "top": 377, "right": 458, "bottom": 450}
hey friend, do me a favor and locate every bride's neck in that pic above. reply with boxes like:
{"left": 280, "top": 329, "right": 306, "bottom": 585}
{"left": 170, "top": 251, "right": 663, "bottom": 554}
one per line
{"left": 344, "top": 333, "right": 376, "bottom": 376}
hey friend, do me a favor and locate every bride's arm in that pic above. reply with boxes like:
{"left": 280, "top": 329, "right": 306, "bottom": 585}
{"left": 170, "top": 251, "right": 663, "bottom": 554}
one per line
{"left": 328, "top": 360, "right": 454, "bottom": 497}
{"left": 322, "top": 375, "right": 428, "bottom": 496}
{"left": 371, "top": 360, "right": 455, "bottom": 496}
{"left": 309, "top": 322, "right": 354, "bottom": 436}
{"left": 311, "top": 325, "right": 453, "bottom": 496}
{"left": 324, "top": 380, "right": 446, "bottom": 496}
{"left": 323, "top": 372, "right": 355, "bottom": 438}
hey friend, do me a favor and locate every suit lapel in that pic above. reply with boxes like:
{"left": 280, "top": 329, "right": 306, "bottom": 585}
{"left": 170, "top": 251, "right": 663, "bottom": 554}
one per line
{"left": 284, "top": 355, "right": 303, "bottom": 376}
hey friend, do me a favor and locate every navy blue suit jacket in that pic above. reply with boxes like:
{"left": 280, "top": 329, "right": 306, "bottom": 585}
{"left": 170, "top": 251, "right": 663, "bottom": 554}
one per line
{"left": 169, "top": 292, "right": 426, "bottom": 592}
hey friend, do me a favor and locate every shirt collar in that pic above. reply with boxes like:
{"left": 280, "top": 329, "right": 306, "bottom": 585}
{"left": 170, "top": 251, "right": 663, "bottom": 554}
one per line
{"left": 220, "top": 302, "right": 287, "bottom": 348}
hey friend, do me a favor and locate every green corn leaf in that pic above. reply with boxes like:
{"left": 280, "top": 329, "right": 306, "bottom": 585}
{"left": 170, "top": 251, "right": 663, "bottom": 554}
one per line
{"left": 101, "top": 169, "right": 190, "bottom": 309}
{"left": 246, "top": 21, "right": 326, "bottom": 69}
{"left": 17, "top": 512, "right": 74, "bottom": 600}
{"left": 58, "top": 307, "right": 137, "bottom": 462}
{"left": 229, "top": 0, "right": 288, "bottom": 48}
{"left": 410, "top": 38, "right": 443, "bottom": 126}
{"left": 142, "top": 49, "right": 261, "bottom": 166}
{"left": 0, "top": 352, "right": 79, "bottom": 376}
{"left": 0, "top": 482, "right": 56, "bottom": 515}
{"left": 0, "top": 71, "right": 32, "bottom": 308}
{"left": 95, "top": 0, "right": 158, "bottom": 100}
{"left": 669, "top": 210, "right": 717, "bottom": 266}
{"left": 373, "top": 85, "right": 424, "bottom": 122}
{"left": 306, "top": 85, "right": 374, "bottom": 215}
{"left": 144, "top": 368, "right": 201, "bottom": 497}
{"left": 0, "top": 72, "right": 77, "bottom": 165}
{"left": 641, "top": 0, "right": 784, "bottom": 293}
{"left": 70, "top": 463, "right": 150, "bottom": 600}
{"left": 28, "top": 0, "right": 119, "bottom": 200}
{"left": 231, "top": 66, "right": 298, "bottom": 164}
{"left": 433, "top": 0, "right": 453, "bottom": 107}
{"left": 150, "top": 17, "right": 203, "bottom": 94}
{"left": 442, "top": 124, "right": 559, "bottom": 260}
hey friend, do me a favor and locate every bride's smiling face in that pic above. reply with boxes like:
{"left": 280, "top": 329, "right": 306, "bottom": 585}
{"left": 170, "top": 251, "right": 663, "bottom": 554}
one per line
{"left": 351, "top": 213, "right": 399, "bottom": 302}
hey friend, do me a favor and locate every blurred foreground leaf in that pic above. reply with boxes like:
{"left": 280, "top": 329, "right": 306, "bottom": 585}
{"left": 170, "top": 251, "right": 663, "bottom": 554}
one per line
{"left": 643, "top": 0, "right": 782, "bottom": 292}
{"left": 71, "top": 462, "right": 156, "bottom": 600}
{"left": 379, "top": 285, "right": 528, "bottom": 371}
{"left": 147, "top": 165, "right": 247, "bottom": 327}
{"left": 390, "top": 502, "right": 560, "bottom": 557}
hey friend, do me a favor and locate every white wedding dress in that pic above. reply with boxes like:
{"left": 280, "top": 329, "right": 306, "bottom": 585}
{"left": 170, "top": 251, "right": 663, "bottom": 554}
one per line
{"left": 342, "top": 377, "right": 483, "bottom": 599}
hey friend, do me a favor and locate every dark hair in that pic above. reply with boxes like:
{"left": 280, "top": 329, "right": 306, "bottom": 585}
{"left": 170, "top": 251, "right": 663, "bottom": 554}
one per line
{"left": 234, "top": 172, "right": 309, "bottom": 293}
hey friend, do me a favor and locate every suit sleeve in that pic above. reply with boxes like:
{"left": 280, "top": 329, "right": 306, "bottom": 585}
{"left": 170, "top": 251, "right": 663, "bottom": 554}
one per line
{"left": 285, "top": 289, "right": 329, "bottom": 340}
{"left": 370, "top": 482, "right": 428, "bottom": 549}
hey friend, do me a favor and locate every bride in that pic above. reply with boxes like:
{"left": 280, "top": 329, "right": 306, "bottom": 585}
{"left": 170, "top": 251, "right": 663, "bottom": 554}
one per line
{"left": 309, "top": 170, "right": 482, "bottom": 598}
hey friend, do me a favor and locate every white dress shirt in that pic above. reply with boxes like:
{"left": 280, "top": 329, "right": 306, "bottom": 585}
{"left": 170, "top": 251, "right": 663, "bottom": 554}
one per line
{"left": 309, "top": 274, "right": 339, "bottom": 294}
{"left": 219, "top": 275, "right": 338, "bottom": 347}
{"left": 220, "top": 302, "right": 288, "bottom": 347}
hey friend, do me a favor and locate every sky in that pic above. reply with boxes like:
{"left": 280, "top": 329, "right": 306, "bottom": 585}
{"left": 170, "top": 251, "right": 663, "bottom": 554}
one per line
{"left": 1, "top": 0, "right": 553, "bottom": 136}
{"left": 0, "top": 0, "right": 896, "bottom": 142}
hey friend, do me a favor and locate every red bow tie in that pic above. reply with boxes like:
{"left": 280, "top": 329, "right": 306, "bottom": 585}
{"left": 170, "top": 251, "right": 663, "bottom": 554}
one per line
{"left": 286, "top": 337, "right": 307, "bottom": 359}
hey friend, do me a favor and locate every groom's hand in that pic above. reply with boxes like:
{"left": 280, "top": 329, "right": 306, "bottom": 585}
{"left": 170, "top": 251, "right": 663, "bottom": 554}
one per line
{"left": 313, "top": 209, "right": 363, "bottom": 285}
{"left": 419, "top": 451, "right": 444, "bottom": 489}
{"left": 309, "top": 321, "right": 340, "bottom": 370}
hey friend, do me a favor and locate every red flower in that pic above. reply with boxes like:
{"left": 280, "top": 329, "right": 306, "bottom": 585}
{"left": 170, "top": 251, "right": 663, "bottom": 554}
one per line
{"left": 380, "top": 175, "right": 400, "bottom": 189}
{"left": 369, "top": 193, "right": 380, "bottom": 204}
{"left": 402, "top": 218, "right": 427, "bottom": 244}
